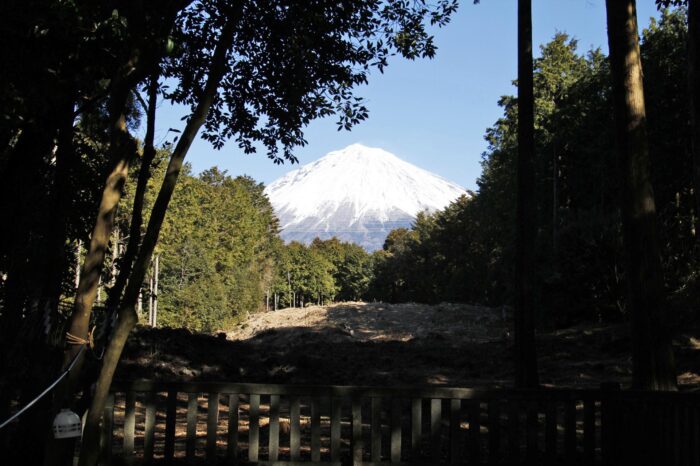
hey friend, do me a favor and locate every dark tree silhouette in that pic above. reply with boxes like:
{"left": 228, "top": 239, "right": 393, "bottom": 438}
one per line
{"left": 515, "top": 0, "right": 539, "bottom": 388}
{"left": 690, "top": 0, "right": 700, "bottom": 238}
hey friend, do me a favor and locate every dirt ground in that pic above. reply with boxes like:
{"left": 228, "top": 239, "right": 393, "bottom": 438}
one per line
{"left": 116, "top": 302, "right": 700, "bottom": 390}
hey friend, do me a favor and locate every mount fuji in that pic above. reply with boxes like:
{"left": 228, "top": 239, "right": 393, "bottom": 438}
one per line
{"left": 264, "top": 144, "right": 468, "bottom": 251}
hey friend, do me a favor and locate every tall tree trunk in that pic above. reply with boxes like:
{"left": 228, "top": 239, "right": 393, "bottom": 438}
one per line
{"left": 605, "top": 0, "right": 677, "bottom": 390}
{"left": 514, "top": 0, "right": 539, "bottom": 389}
{"left": 107, "top": 74, "right": 160, "bottom": 310}
{"left": 77, "top": 19, "right": 237, "bottom": 466}
{"left": 74, "top": 240, "right": 82, "bottom": 290}
{"left": 37, "top": 94, "right": 78, "bottom": 327}
{"left": 689, "top": 0, "right": 700, "bottom": 238}
{"left": 153, "top": 254, "right": 159, "bottom": 327}
{"left": 148, "top": 267, "right": 154, "bottom": 325}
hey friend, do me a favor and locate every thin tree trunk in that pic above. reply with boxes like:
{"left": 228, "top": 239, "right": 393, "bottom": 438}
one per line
{"left": 77, "top": 20, "right": 237, "bottom": 466}
{"left": 74, "top": 240, "right": 82, "bottom": 290}
{"left": 552, "top": 144, "right": 559, "bottom": 256}
{"left": 689, "top": 0, "right": 700, "bottom": 238}
{"left": 96, "top": 277, "right": 102, "bottom": 304}
{"left": 153, "top": 254, "right": 159, "bottom": 327}
{"left": 107, "top": 73, "right": 160, "bottom": 309}
{"left": 148, "top": 267, "right": 153, "bottom": 325}
{"left": 514, "top": 0, "right": 539, "bottom": 389}
{"left": 110, "top": 229, "right": 119, "bottom": 287}
{"left": 605, "top": 0, "right": 677, "bottom": 390}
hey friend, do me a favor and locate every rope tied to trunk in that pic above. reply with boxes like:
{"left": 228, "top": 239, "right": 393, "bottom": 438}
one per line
{"left": 65, "top": 325, "right": 95, "bottom": 349}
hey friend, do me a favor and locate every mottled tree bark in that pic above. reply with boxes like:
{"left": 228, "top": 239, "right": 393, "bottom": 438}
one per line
{"left": 605, "top": 0, "right": 677, "bottom": 390}
{"left": 514, "top": 0, "right": 539, "bottom": 388}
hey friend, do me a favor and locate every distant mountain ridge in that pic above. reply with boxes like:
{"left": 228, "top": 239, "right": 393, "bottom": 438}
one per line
{"left": 264, "top": 144, "right": 468, "bottom": 251}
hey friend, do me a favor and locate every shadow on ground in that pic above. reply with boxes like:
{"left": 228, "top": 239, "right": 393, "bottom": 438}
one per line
{"left": 116, "top": 302, "right": 700, "bottom": 390}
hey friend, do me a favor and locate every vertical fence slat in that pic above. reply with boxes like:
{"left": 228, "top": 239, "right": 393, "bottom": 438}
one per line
{"left": 601, "top": 383, "right": 620, "bottom": 466}
{"left": 564, "top": 399, "right": 577, "bottom": 464}
{"left": 683, "top": 402, "right": 691, "bottom": 466}
{"left": 655, "top": 402, "right": 665, "bottom": 466}
{"left": 186, "top": 393, "right": 198, "bottom": 460}
{"left": 526, "top": 401, "right": 538, "bottom": 462}
{"left": 411, "top": 398, "right": 422, "bottom": 460}
{"left": 164, "top": 389, "right": 177, "bottom": 460}
{"left": 311, "top": 397, "right": 322, "bottom": 462}
{"left": 584, "top": 400, "right": 595, "bottom": 464}
{"left": 352, "top": 398, "right": 363, "bottom": 466}
{"left": 488, "top": 400, "right": 501, "bottom": 465}
{"left": 371, "top": 397, "right": 382, "bottom": 462}
{"left": 545, "top": 400, "right": 556, "bottom": 464}
{"left": 227, "top": 393, "right": 239, "bottom": 462}
{"left": 670, "top": 404, "right": 681, "bottom": 465}
{"left": 100, "top": 393, "right": 114, "bottom": 466}
{"left": 508, "top": 400, "right": 519, "bottom": 463}
{"left": 331, "top": 397, "right": 342, "bottom": 462}
{"left": 248, "top": 394, "right": 260, "bottom": 462}
{"left": 269, "top": 395, "right": 280, "bottom": 461}
{"left": 206, "top": 392, "right": 219, "bottom": 460}
{"left": 291, "top": 396, "right": 301, "bottom": 461}
{"left": 469, "top": 399, "right": 481, "bottom": 464}
{"left": 390, "top": 398, "right": 402, "bottom": 463}
{"left": 449, "top": 399, "right": 460, "bottom": 464}
{"left": 660, "top": 402, "right": 671, "bottom": 465}
{"left": 143, "top": 391, "right": 156, "bottom": 464}
{"left": 123, "top": 390, "right": 136, "bottom": 465}
{"left": 692, "top": 405, "right": 699, "bottom": 466}
{"left": 431, "top": 398, "right": 442, "bottom": 463}
{"left": 690, "top": 406, "right": 700, "bottom": 464}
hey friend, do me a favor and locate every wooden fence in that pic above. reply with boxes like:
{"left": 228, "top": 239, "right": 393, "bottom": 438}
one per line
{"left": 101, "top": 380, "right": 700, "bottom": 465}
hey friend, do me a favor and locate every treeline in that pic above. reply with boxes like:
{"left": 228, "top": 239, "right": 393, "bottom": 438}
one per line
{"left": 117, "top": 162, "right": 377, "bottom": 331}
{"left": 271, "top": 237, "right": 374, "bottom": 308}
{"left": 115, "top": 157, "right": 377, "bottom": 331}
{"left": 114, "top": 161, "right": 281, "bottom": 332}
{"left": 371, "top": 9, "right": 698, "bottom": 327}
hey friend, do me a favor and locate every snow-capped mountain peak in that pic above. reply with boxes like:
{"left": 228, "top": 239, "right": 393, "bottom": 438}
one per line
{"left": 264, "top": 144, "right": 467, "bottom": 250}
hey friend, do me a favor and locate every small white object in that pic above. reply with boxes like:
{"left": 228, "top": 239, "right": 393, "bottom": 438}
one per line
{"left": 53, "top": 409, "right": 82, "bottom": 439}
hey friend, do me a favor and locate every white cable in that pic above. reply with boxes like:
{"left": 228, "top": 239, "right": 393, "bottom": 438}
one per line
{"left": 0, "top": 344, "right": 86, "bottom": 430}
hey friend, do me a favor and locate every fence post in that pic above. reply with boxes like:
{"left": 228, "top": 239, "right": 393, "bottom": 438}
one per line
{"left": 207, "top": 392, "right": 220, "bottom": 461}
{"left": 600, "top": 382, "right": 621, "bottom": 466}
{"left": 164, "top": 389, "right": 177, "bottom": 460}
{"left": 123, "top": 390, "right": 136, "bottom": 465}
{"left": 99, "top": 393, "right": 114, "bottom": 466}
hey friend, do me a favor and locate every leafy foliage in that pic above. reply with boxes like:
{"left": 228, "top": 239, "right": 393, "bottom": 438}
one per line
{"left": 118, "top": 161, "right": 280, "bottom": 332}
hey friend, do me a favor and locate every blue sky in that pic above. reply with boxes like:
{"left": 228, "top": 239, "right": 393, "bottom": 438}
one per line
{"left": 154, "top": 1, "right": 661, "bottom": 191}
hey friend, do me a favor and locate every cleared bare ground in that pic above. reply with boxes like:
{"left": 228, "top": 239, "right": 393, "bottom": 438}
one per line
{"left": 117, "top": 302, "right": 700, "bottom": 389}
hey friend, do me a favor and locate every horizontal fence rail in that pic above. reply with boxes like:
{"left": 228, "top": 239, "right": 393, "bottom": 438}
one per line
{"left": 99, "top": 380, "right": 700, "bottom": 465}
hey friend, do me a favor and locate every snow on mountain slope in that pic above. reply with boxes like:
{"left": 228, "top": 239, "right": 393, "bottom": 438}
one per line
{"left": 264, "top": 144, "right": 468, "bottom": 251}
